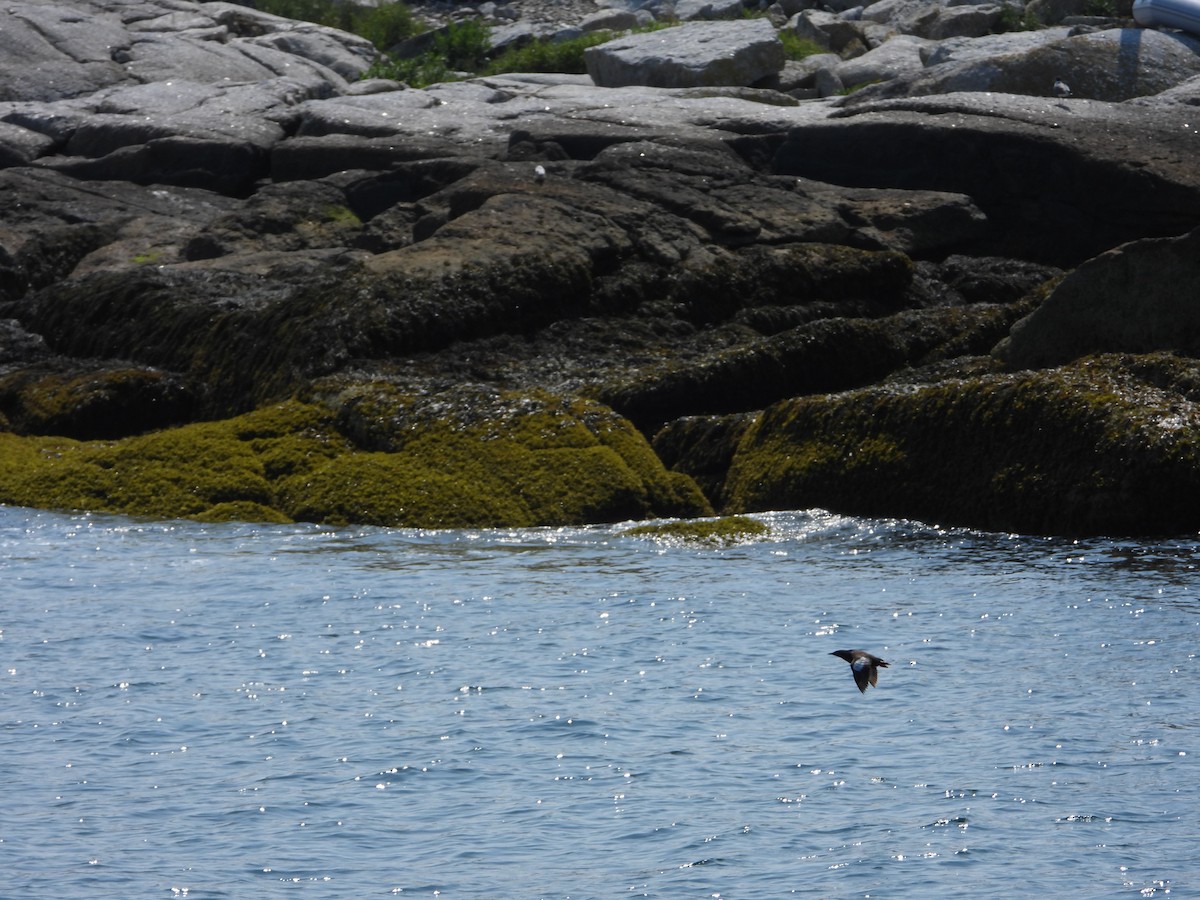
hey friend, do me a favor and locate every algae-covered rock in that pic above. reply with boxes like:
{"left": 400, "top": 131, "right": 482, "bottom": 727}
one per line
{"left": 0, "top": 363, "right": 194, "bottom": 438}
{"left": 602, "top": 301, "right": 1033, "bottom": 433}
{"left": 652, "top": 412, "right": 755, "bottom": 509}
{"left": 724, "top": 353, "right": 1200, "bottom": 535}
{"left": 622, "top": 514, "right": 769, "bottom": 546}
{"left": 300, "top": 380, "right": 712, "bottom": 527}
{"left": 0, "top": 388, "right": 712, "bottom": 527}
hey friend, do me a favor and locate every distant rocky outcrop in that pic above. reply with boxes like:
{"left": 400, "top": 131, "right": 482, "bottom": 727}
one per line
{"left": 4, "top": 0, "right": 1200, "bottom": 534}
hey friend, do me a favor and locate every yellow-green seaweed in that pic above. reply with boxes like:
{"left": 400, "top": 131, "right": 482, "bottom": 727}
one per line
{"left": 0, "top": 391, "right": 713, "bottom": 528}
{"left": 623, "top": 515, "right": 769, "bottom": 546}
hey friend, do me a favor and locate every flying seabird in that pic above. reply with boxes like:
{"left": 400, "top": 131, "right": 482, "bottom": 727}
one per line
{"left": 830, "top": 649, "right": 890, "bottom": 693}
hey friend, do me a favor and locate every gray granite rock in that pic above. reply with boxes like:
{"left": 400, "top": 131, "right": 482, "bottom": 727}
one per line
{"left": 580, "top": 8, "right": 642, "bottom": 30}
{"left": 843, "top": 26, "right": 1200, "bottom": 103}
{"left": 6, "top": 0, "right": 1200, "bottom": 535}
{"left": 835, "top": 33, "right": 934, "bottom": 88}
{"left": 787, "top": 9, "right": 865, "bottom": 54}
{"left": 0, "top": 0, "right": 368, "bottom": 105}
{"left": 675, "top": 0, "right": 746, "bottom": 20}
{"left": 584, "top": 18, "right": 785, "bottom": 87}
{"left": 860, "top": 0, "right": 1007, "bottom": 38}
{"left": 921, "top": 28, "right": 1074, "bottom": 66}
{"left": 0, "top": 122, "right": 56, "bottom": 167}
{"left": 775, "top": 91, "right": 1200, "bottom": 264}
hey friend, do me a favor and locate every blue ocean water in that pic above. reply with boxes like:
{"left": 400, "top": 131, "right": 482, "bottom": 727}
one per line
{"left": 1, "top": 505, "right": 1197, "bottom": 898}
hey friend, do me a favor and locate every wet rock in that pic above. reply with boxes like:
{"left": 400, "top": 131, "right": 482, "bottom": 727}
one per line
{"left": 0, "top": 167, "right": 239, "bottom": 301}
{"left": 0, "top": 121, "right": 56, "bottom": 167}
{"left": 652, "top": 412, "right": 755, "bottom": 507}
{"left": 996, "top": 226, "right": 1200, "bottom": 369}
{"left": 0, "top": 362, "right": 195, "bottom": 439}
{"left": 724, "top": 353, "right": 1200, "bottom": 535}
{"left": 601, "top": 301, "right": 1029, "bottom": 432}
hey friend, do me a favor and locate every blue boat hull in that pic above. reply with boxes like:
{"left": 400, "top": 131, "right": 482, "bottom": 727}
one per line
{"left": 1133, "top": 0, "right": 1200, "bottom": 34}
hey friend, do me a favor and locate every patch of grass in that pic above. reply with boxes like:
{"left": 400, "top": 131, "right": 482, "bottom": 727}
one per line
{"left": 368, "top": 54, "right": 459, "bottom": 87}
{"left": 432, "top": 18, "right": 493, "bottom": 70}
{"left": 778, "top": 30, "right": 825, "bottom": 61}
{"left": 997, "top": 4, "right": 1045, "bottom": 31}
{"left": 485, "top": 30, "right": 615, "bottom": 76}
{"left": 367, "top": 18, "right": 492, "bottom": 86}
{"left": 248, "top": 0, "right": 420, "bottom": 48}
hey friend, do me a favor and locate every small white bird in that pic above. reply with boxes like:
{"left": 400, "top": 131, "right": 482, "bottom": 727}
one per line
{"left": 534, "top": 164, "right": 546, "bottom": 184}
{"left": 1052, "top": 79, "right": 1071, "bottom": 98}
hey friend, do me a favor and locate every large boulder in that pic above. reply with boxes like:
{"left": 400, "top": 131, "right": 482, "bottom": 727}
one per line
{"left": 772, "top": 92, "right": 1200, "bottom": 265}
{"left": 834, "top": 34, "right": 935, "bottom": 91}
{"left": 846, "top": 27, "right": 1200, "bottom": 102}
{"left": 858, "top": 0, "right": 1009, "bottom": 38}
{"left": 995, "top": 226, "right": 1200, "bottom": 369}
{"left": 0, "top": 0, "right": 370, "bottom": 104}
{"left": 584, "top": 18, "right": 785, "bottom": 87}
{"left": 723, "top": 353, "right": 1200, "bottom": 535}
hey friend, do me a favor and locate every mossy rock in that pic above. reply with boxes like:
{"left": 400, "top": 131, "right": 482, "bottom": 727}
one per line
{"left": 192, "top": 501, "right": 295, "bottom": 524}
{"left": 652, "top": 412, "right": 755, "bottom": 509}
{"left": 724, "top": 352, "right": 1200, "bottom": 535}
{"left": 622, "top": 515, "right": 769, "bottom": 546}
{"left": 603, "top": 302, "right": 1033, "bottom": 432}
{"left": 0, "top": 388, "right": 712, "bottom": 528}
{"left": 292, "top": 381, "right": 713, "bottom": 527}
{"left": 0, "top": 364, "right": 194, "bottom": 439}
{"left": 0, "top": 401, "right": 338, "bottom": 520}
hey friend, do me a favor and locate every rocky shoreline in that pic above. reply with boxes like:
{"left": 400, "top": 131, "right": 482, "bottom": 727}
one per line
{"left": 2, "top": 0, "right": 1200, "bottom": 534}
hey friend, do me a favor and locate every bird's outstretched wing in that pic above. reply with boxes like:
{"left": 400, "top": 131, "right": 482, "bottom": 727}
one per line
{"left": 851, "top": 658, "right": 872, "bottom": 693}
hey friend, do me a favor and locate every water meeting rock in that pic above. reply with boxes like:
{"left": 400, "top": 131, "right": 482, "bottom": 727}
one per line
{"left": 4, "top": 0, "right": 1200, "bottom": 533}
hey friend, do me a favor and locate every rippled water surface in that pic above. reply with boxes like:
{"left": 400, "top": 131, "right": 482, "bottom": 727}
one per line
{"left": 2, "top": 506, "right": 1197, "bottom": 898}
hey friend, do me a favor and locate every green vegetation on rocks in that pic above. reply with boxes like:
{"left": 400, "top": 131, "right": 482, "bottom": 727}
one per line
{"left": 724, "top": 353, "right": 1200, "bottom": 536}
{"left": 367, "top": 21, "right": 674, "bottom": 88}
{"left": 250, "top": 0, "right": 420, "bottom": 49}
{"left": 0, "top": 390, "right": 712, "bottom": 528}
{"left": 623, "top": 515, "right": 769, "bottom": 546}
